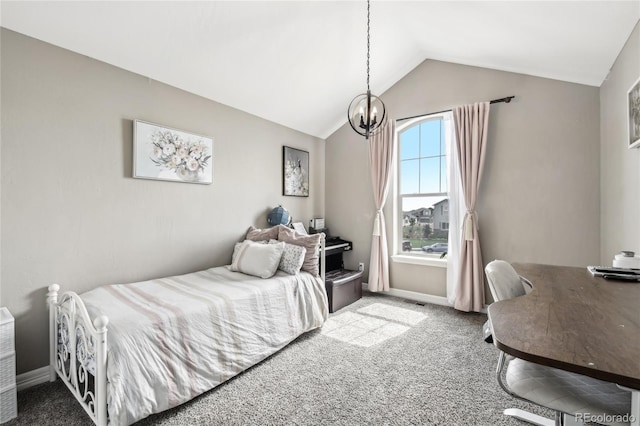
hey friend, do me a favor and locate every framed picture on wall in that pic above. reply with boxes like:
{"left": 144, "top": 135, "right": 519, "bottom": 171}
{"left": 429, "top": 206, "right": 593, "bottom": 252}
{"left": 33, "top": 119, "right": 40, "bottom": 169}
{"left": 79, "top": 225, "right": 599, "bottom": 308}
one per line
{"left": 628, "top": 76, "right": 640, "bottom": 149}
{"left": 133, "top": 120, "right": 213, "bottom": 184}
{"left": 283, "top": 146, "right": 309, "bottom": 197}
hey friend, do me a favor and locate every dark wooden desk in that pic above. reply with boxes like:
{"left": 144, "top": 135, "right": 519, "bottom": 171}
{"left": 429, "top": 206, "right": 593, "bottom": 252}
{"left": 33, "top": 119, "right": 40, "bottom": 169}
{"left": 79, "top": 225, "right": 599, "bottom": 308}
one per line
{"left": 488, "top": 263, "right": 640, "bottom": 424}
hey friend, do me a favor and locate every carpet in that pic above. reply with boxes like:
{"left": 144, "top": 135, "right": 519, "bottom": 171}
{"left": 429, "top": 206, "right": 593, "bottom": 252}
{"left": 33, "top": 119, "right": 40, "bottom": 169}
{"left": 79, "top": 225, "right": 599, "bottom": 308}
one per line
{"left": 7, "top": 292, "right": 555, "bottom": 425}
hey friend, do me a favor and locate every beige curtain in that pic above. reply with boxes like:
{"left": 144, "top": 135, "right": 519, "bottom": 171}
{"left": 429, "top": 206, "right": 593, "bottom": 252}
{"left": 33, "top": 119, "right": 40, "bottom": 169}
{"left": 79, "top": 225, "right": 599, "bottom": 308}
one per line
{"left": 453, "top": 103, "right": 489, "bottom": 312}
{"left": 367, "top": 121, "right": 395, "bottom": 292}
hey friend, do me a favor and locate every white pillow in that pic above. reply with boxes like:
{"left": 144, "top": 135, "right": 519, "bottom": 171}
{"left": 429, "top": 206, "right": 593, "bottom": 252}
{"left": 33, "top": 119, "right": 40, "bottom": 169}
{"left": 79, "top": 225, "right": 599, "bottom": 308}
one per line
{"left": 271, "top": 241, "right": 306, "bottom": 275}
{"left": 229, "top": 240, "right": 285, "bottom": 279}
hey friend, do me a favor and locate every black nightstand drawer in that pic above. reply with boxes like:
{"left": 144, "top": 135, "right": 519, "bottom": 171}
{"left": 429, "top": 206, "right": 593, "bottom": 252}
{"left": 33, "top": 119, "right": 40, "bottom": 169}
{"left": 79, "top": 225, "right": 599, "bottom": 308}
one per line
{"left": 325, "top": 269, "right": 363, "bottom": 313}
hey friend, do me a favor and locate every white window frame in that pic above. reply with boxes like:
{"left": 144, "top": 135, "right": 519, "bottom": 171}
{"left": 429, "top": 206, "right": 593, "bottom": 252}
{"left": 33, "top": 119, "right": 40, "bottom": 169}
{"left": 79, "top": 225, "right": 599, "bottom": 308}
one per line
{"left": 392, "top": 113, "right": 449, "bottom": 268}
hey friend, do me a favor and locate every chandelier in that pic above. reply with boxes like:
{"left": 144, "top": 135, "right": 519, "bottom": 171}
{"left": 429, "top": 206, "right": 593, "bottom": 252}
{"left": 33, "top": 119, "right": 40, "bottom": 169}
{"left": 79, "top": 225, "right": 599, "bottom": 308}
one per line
{"left": 347, "top": 0, "right": 387, "bottom": 139}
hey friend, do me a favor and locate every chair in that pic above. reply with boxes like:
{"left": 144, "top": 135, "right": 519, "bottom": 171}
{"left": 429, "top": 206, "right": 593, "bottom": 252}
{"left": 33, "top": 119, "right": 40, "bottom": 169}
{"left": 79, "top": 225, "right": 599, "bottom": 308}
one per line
{"left": 485, "top": 260, "right": 632, "bottom": 426}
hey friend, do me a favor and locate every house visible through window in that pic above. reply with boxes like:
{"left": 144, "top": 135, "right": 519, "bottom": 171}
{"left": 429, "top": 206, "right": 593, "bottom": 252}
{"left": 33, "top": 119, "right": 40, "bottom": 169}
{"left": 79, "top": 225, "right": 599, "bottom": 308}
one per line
{"left": 397, "top": 115, "right": 449, "bottom": 258}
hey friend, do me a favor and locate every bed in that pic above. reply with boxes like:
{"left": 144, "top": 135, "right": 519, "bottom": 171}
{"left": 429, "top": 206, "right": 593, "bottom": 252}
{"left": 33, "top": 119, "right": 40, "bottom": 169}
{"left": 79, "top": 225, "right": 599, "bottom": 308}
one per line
{"left": 46, "top": 226, "right": 328, "bottom": 425}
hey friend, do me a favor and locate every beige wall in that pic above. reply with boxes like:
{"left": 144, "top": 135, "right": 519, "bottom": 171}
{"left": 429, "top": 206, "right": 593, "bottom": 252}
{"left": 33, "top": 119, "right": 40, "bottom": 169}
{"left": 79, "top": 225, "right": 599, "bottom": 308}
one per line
{"left": 600, "top": 21, "right": 640, "bottom": 264}
{"left": 0, "top": 29, "right": 325, "bottom": 374}
{"left": 326, "top": 60, "right": 600, "bottom": 298}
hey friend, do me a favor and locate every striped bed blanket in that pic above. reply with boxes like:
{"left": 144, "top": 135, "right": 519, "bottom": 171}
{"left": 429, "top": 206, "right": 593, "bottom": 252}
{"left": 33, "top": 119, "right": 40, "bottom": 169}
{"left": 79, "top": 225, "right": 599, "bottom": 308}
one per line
{"left": 80, "top": 266, "right": 328, "bottom": 425}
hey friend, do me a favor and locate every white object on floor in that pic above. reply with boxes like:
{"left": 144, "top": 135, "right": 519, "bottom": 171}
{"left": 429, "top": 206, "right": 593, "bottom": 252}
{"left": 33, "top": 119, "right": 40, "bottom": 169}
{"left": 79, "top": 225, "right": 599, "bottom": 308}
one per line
{"left": 0, "top": 307, "right": 17, "bottom": 424}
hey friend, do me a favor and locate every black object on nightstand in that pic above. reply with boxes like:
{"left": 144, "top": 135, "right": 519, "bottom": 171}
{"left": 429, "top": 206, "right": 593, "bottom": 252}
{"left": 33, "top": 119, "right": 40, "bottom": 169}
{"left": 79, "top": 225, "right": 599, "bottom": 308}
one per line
{"left": 322, "top": 237, "right": 363, "bottom": 313}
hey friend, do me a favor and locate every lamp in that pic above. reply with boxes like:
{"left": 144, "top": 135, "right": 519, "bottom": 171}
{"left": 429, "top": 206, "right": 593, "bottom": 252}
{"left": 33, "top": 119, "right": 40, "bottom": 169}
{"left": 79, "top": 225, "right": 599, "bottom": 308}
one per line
{"left": 347, "top": 0, "right": 387, "bottom": 139}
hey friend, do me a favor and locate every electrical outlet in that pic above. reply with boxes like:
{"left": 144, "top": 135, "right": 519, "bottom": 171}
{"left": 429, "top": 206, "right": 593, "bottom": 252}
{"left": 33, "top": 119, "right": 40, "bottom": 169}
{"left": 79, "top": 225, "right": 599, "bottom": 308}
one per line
{"left": 358, "top": 262, "right": 365, "bottom": 272}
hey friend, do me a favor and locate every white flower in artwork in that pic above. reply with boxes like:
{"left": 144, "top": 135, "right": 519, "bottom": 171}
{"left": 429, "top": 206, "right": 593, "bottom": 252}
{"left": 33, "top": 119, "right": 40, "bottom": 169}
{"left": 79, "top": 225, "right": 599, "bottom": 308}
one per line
{"left": 191, "top": 144, "right": 203, "bottom": 158}
{"left": 187, "top": 158, "right": 200, "bottom": 171}
{"left": 176, "top": 147, "right": 189, "bottom": 159}
{"left": 149, "top": 130, "right": 211, "bottom": 181}
{"left": 152, "top": 146, "right": 162, "bottom": 158}
{"left": 163, "top": 143, "right": 176, "bottom": 156}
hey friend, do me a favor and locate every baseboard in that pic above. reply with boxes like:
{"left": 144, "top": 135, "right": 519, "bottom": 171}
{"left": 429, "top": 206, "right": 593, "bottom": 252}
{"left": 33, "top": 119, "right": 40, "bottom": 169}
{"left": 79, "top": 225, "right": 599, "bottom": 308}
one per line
{"left": 16, "top": 366, "right": 50, "bottom": 391}
{"left": 362, "top": 282, "right": 452, "bottom": 307}
{"left": 362, "top": 282, "right": 488, "bottom": 313}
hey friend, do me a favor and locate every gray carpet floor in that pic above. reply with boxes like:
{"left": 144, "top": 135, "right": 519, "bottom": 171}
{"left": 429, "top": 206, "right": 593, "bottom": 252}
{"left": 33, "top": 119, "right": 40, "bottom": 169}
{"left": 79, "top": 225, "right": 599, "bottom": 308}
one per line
{"left": 6, "top": 292, "right": 555, "bottom": 425}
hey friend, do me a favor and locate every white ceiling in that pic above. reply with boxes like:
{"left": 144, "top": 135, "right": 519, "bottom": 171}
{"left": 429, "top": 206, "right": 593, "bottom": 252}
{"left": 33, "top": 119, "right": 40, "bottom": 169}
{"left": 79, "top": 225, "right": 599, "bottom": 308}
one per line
{"left": 2, "top": 1, "right": 639, "bottom": 139}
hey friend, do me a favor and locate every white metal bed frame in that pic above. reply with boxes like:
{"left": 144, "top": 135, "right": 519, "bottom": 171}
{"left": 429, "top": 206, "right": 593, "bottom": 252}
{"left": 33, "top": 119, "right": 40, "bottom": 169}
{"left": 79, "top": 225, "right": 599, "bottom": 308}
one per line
{"left": 47, "top": 235, "right": 325, "bottom": 425}
{"left": 47, "top": 286, "right": 108, "bottom": 425}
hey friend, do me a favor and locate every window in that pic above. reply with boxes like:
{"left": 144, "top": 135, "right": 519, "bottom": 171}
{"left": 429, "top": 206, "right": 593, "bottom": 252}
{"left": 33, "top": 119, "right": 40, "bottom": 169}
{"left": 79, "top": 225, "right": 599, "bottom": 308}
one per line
{"left": 396, "top": 115, "right": 449, "bottom": 259}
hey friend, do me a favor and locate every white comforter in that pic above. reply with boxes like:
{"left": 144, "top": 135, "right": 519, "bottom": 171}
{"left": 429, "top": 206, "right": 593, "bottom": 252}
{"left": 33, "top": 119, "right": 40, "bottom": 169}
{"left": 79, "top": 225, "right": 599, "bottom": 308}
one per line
{"left": 81, "top": 266, "right": 328, "bottom": 425}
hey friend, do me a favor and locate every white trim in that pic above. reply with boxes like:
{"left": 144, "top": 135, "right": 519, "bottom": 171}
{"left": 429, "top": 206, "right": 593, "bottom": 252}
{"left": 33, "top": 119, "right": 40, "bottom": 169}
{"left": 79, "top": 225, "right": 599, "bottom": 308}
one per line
{"left": 362, "top": 281, "right": 488, "bottom": 313}
{"left": 363, "top": 281, "right": 451, "bottom": 307}
{"left": 16, "top": 366, "right": 50, "bottom": 391}
{"left": 395, "top": 112, "right": 450, "bottom": 132}
{"left": 391, "top": 254, "right": 447, "bottom": 268}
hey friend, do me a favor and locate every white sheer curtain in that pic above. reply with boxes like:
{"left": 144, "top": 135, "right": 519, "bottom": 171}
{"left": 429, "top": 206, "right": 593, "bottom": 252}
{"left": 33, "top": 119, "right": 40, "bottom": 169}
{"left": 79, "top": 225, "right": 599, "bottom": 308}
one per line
{"left": 444, "top": 112, "right": 465, "bottom": 305}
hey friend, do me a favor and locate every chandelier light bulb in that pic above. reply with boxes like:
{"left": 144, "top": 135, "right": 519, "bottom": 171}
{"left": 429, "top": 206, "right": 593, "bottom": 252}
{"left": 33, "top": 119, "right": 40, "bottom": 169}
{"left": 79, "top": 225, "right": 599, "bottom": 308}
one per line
{"left": 348, "top": 91, "right": 386, "bottom": 139}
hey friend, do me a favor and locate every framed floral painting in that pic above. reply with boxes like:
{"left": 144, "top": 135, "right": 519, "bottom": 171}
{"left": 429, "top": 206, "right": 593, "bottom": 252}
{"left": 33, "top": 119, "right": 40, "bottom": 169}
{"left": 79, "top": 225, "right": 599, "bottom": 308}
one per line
{"left": 628, "top": 76, "right": 640, "bottom": 149}
{"left": 133, "top": 120, "right": 213, "bottom": 184}
{"left": 283, "top": 146, "right": 309, "bottom": 197}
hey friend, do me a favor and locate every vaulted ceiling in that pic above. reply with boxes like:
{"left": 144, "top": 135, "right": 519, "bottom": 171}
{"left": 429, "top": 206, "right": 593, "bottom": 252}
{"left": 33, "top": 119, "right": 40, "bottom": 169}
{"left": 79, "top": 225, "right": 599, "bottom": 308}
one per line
{"left": 2, "top": 1, "right": 639, "bottom": 138}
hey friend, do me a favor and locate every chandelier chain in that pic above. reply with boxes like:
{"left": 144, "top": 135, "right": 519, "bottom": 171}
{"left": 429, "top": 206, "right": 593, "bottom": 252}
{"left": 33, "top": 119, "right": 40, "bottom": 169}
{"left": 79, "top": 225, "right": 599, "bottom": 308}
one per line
{"left": 366, "top": 0, "right": 370, "bottom": 91}
{"left": 347, "top": 0, "right": 386, "bottom": 139}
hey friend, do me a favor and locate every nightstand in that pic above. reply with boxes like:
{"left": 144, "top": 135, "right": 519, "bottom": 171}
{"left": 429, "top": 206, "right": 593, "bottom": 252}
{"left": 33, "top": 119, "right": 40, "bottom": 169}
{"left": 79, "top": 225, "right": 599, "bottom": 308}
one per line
{"left": 322, "top": 237, "right": 363, "bottom": 313}
{"left": 0, "top": 307, "right": 17, "bottom": 424}
{"left": 325, "top": 269, "right": 363, "bottom": 313}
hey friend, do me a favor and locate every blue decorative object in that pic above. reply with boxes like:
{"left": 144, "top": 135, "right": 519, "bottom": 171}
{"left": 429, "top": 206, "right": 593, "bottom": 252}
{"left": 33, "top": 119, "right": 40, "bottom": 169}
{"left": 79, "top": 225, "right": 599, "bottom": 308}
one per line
{"left": 267, "top": 205, "right": 291, "bottom": 226}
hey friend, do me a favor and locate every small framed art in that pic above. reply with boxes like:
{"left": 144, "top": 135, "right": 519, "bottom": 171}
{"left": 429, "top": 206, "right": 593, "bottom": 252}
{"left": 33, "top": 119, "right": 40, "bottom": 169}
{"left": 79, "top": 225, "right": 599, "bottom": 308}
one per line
{"left": 628, "top": 76, "right": 640, "bottom": 149}
{"left": 133, "top": 120, "right": 213, "bottom": 184}
{"left": 283, "top": 146, "right": 309, "bottom": 197}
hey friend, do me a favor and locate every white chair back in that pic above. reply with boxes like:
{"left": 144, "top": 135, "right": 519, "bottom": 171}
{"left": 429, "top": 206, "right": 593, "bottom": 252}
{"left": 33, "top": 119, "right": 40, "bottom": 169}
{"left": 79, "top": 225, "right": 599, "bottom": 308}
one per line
{"left": 485, "top": 260, "right": 526, "bottom": 302}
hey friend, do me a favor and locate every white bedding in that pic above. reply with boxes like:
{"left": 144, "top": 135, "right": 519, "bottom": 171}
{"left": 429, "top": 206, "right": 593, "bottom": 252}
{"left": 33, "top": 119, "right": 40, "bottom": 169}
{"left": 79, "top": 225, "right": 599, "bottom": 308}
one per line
{"left": 80, "top": 266, "right": 328, "bottom": 425}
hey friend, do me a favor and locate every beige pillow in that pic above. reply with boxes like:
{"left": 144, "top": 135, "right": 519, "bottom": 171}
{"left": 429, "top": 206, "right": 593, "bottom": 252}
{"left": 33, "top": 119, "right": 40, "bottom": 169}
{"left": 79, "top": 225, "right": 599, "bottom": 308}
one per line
{"left": 269, "top": 240, "right": 307, "bottom": 275}
{"left": 229, "top": 240, "right": 285, "bottom": 279}
{"left": 277, "top": 226, "right": 321, "bottom": 276}
{"left": 245, "top": 225, "right": 279, "bottom": 242}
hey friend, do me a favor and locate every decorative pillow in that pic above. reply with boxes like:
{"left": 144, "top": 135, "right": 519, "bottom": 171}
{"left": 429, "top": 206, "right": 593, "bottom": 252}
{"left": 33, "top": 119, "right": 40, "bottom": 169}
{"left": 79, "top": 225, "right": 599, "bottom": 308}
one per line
{"left": 277, "top": 226, "right": 321, "bottom": 276}
{"left": 277, "top": 242, "right": 307, "bottom": 275}
{"left": 229, "top": 239, "right": 267, "bottom": 265}
{"left": 230, "top": 241, "right": 243, "bottom": 263}
{"left": 229, "top": 240, "right": 285, "bottom": 279}
{"left": 245, "top": 225, "right": 279, "bottom": 242}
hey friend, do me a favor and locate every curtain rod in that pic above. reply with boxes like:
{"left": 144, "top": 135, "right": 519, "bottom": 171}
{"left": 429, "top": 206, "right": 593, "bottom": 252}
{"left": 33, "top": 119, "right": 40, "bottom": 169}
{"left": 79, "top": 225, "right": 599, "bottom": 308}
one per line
{"left": 396, "top": 96, "right": 515, "bottom": 122}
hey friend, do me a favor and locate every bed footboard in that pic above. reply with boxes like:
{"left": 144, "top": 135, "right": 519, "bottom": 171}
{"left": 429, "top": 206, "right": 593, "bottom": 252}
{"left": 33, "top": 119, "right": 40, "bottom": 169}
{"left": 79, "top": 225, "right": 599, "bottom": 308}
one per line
{"left": 47, "top": 284, "right": 108, "bottom": 426}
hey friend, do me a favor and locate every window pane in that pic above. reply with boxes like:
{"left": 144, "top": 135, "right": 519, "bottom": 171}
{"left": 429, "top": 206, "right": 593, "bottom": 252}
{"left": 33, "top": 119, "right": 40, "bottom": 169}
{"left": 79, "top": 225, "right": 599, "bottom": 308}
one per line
{"left": 400, "top": 196, "right": 449, "bottom": 257}
{"left": 420, "top": 120, "right": 441, "bottom": 158}
{"left": 440, "top": 120, "right": 446, "bottom": 156}
{"left": 440, "top": 156, "right": 447, "bottom": 191}
{"left": 397, "top": 116, "right": 449, "bottom": 258}
{"left": 400, "top": 126, "right": 420, "bottom": 160}
{"left": 400, "top": 159, "right": 420, "bottom": 194}
{"left": 419, "top": 158, "right": 440, "bottom": 193}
